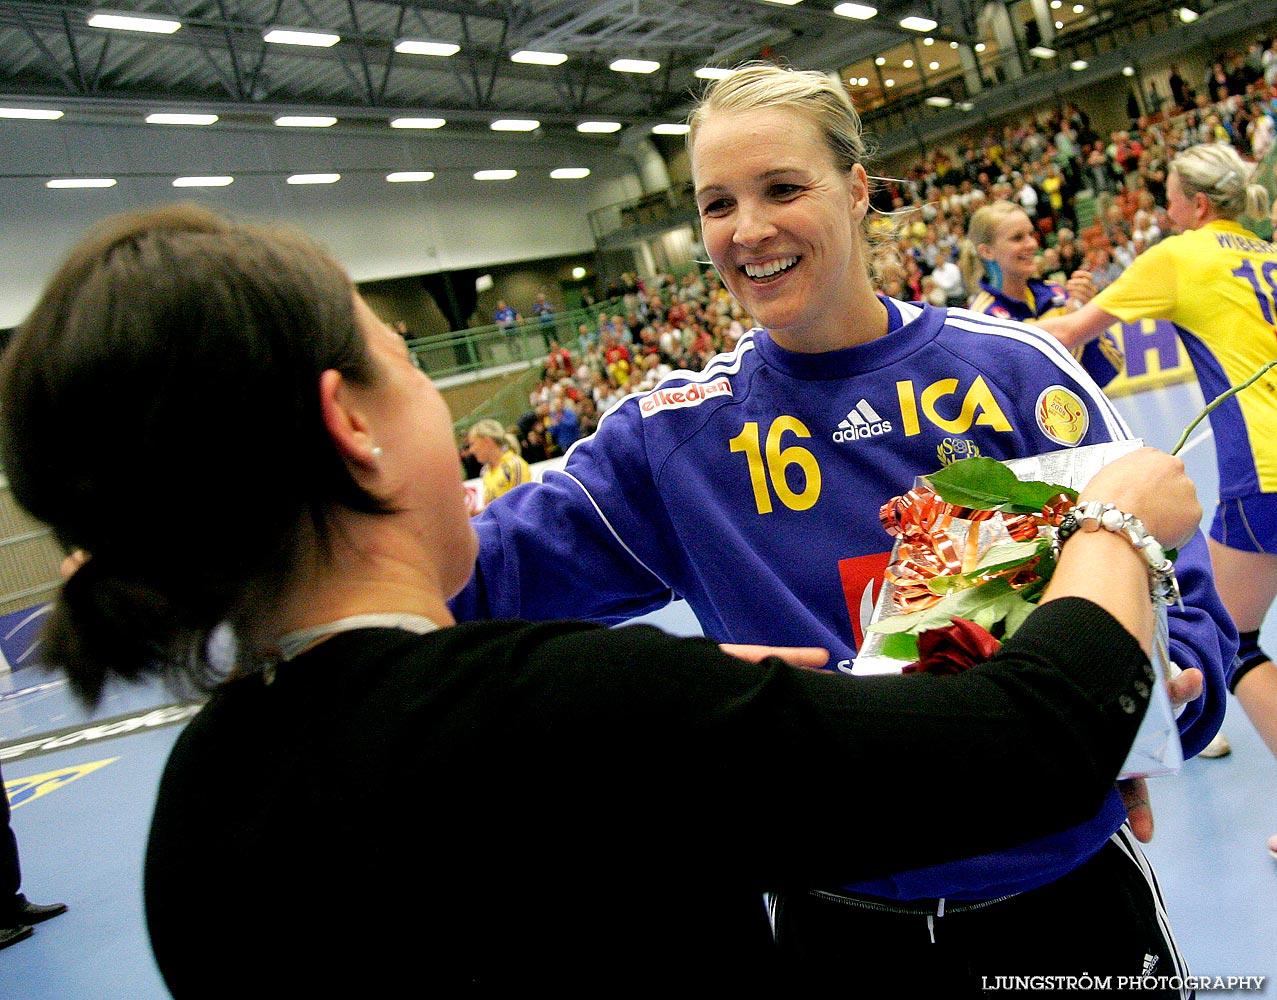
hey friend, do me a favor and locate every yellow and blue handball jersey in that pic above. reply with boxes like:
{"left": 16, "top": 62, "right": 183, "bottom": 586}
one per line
{"left": 1093, "top": 220, "right": 1277, "bottom": 499}
{"left": 482, "top": 449, "right": 532, "bottom": 505}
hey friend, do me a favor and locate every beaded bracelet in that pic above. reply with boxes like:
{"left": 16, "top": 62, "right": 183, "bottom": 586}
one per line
{"left": 1051, "top": 501, "right": 1182, "bottom": 607}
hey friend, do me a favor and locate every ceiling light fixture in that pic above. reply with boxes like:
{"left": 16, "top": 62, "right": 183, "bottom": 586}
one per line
{"left": 146, "top": 113, "right": 218, "bottom": 125}
{"left": 274, "top": 115, "right": 337, "bottom": 127}
{"left": 610, "top": 59, "right": 660, "bottom": 74}
{"left": 47, "top": 177, "right": 117, "bottom": 188}
{"left": 551, "top": 168, "right": 591, "bottom": 179}
{"left": 1178, "top": 7, "right": 1198, "bottom": 21}
{"left": 263, "top": 28, "right": 340, "bottom": 47}
{"left": 394, "top": 40, "right": 459, "bottom": 57}
{"left": 833, "top": 4, "right": 878, "bottom": 19}
{"left": 287, "top": 173, "right": 341, "bottom": 184}
{"left": 900, "top": 16, "right": 938, "bottom": 31}
{"left": 651, "top": 123, "right": 690, "bottom": 135}
{"left": 1122, "top": 66, "right": 1136, "bottom": 76}
{"left": 173, "top": 176, "right": 233, "bottom": 187}
{"left": 1029, "top": 46, "right": 1057, "bottom": 58}
{"left": 475, "top": 170, "right": 517, "bottom": 180}
{"left": 511, "top": 50, "right": 568, "bottom": 66}
{"left": 0, "top": 108, "right": 64, "bottom": 120}
{"left": 577, "top": 121, "right": 622, "bottom": 133}
{"left": 490, "top": 119, "right": 540, "bottom": 131}
{"left": 1070, "top": 59, "right": 1088, "bottom": 70}
{"left": 87, "top": 11, "right": 180, "bottom": 33}
{"left": 391, "top": 117, "right": 446, "bottom": 129}
{"left": 925, "top": 96, "right": 953, "bottom": 107}
{"left": 387, "top": 171, "right": 435, "bottom": 183}
{"left": 695, "top": 67, "right": 735, "bottom": 80}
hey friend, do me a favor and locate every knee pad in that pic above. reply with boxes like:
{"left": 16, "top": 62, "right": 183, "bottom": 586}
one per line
{"left": 1230, "top": 629, "right": 1272, "bottom": 693}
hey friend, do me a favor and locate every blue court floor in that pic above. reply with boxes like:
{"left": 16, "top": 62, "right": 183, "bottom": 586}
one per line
{"left": 2, "top": 377, "right": 1275, "bottom": 997}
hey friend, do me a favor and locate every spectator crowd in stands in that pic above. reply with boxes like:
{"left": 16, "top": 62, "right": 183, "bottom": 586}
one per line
{"left": 465, "top": 33, "right": 1277, "bottom": 476}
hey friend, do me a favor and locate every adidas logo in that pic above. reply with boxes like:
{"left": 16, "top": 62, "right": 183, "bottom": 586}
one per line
{"left": 833, "top": 399, "right": 893, "bottom": 442}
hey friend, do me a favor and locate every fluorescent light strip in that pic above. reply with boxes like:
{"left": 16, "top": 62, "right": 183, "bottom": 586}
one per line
{"left": 490, "top": 119, "right": 539, "bottom": 132}
{"left": 1071, "top": 59, "right": 1089, "bottom": 70}
{"left": 833, "top": 3, "right": 878, "bottom": 19}
{"left": 1029, "top": 46, "right": 1057, "bottom": 58}
{"left": 47, "top": 178, "right": 117, "bottom": 188}
{"left": 391, "top": 117, "right": 446, "bottom": 129}
{"left": 577, "top": 121, "right": 621, "bottom": 133}
{"left": 925, "top": 96, "right": 953, "bottom": 107}
{"left": 651, "top": 123, "right": 690, "bottom": 135}
{"left": 394, "top": 40, "right": 459, "bottom": 57}
{"left": 511, "top": 50, "right": 568, "bottom": 66}
{"left": 474, "top": 170, "right": 517, "bottom": 180}
{"left": 173, "top": 176, "right": 233, "bottom": 187}
{"left": 694, "top": 67, "right": 734, "bottom": 80}
{"left": 900, "top": 16, "right": 938, "bottom": 31}
{"left": 263, "top": 28, "right": 340, "bottom": 47}
{"left": 87, "top": 12, "right": 181, "bottom": 33}
{"left": 147, "top": 113, "right": 218, "bottom": 125}
{"left": 0, "top": 108, "right": 64, "bottom": 120}
{"left": 610, "top": 59, "right": 660, "bottom": 74}
{"left": 287, "top": 173, "right": 340, "bottom": 185}
{"left": 275, "top": 116, "right": 337, "bottom": 127}
{"left": 551, "top": 168, "right": 590, "bottom": 179}
{"left": 387, "top": 171, "right": 435, "bottom": 183}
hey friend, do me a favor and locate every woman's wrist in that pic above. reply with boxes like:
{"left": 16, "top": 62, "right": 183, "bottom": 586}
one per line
{"left": 1052, "top": 501, "right": 1181, "bottom": 607}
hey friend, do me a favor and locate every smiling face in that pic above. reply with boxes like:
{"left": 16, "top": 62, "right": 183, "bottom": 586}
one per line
{"left": 692, "top": 106, "right": 873, "bottom": 353}
{"left": 979, "top": 207, "right": 1040, "bottom": 290}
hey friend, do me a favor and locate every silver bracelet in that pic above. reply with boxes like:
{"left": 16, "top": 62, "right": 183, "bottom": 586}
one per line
{"left": 1052, "top": 501, "right": 1182, "bottom": 607}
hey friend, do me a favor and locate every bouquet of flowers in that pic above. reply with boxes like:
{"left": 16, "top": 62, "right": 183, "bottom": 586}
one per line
{"left": 851, "top": 360, "right": 1277, "bottom": 777}
{"left": 852, "top": 439, "right": 1182, "bottom": 778}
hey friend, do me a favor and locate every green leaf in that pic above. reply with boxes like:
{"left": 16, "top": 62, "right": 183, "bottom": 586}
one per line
{"left": 927, "top": 574, "right": 971, "bottom": 596}
{"left": 1001, "top": 593, "right": 1037, "bottom": 638}
{"left": 868, "top": 578, "right": 1025, "bottom": 638}
{"left": 926, "top": 457, "right": 1076, "bottom": 513}
{"left": 969, "top": 540, "right": 1046, "bottom": 577}
{"left": 925, "top": 457, "right": 1021, "bottom": 508}
{"left": 879, "top": 632, "right": 920, "bottom": 661}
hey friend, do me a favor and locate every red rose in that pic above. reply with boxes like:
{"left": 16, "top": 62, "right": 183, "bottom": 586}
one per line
{"left": 903, "top": 617, "right": 1002, "bottom": 676}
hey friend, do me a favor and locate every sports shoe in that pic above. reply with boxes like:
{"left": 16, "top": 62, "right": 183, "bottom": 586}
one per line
{"left": 1268, "top": 834, "right": 1277, "bottom": 861}
{"left": 1198, "top": 731, "right": 1231, "bottom": 758}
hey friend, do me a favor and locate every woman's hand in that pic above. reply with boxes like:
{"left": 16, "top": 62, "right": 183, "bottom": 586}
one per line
{"left": 719, "top": 644, "right": 830, "bottom": 671}
{"left": 1077, "top": 447, "right": 1201, "bottom": 550}
{"left": 1064, "top": 269, "right": 1096, "bottom": 307}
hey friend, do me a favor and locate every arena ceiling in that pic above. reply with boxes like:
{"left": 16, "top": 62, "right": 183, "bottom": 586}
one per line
{"left": 0, "top": 0, "right": 983, "bottom": 133}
